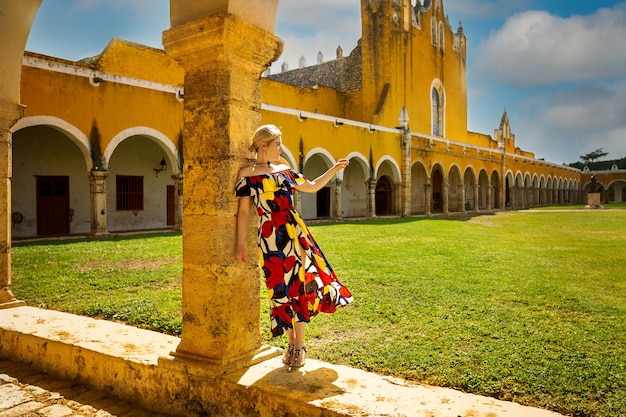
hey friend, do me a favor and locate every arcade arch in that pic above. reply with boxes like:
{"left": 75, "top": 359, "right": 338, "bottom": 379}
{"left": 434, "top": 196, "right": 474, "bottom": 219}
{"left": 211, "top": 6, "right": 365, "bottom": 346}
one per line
{"left": 343, "top": 153, "right": 369, "bottom": 218}
{"left": 411, "top": 161, "right": 428, "bottom": 214}
{"left": 463, "top": 166, "right": 477, "bottom": 211}
{"left": 431, "top": 164, "right": 445, "bottom": 212}
{"left": 12, "top": 124, "right": 91, "bottom": 237}
{"left": 448, "top": 165, "right": 463, "bottom": 212}
{"left": 375, "top": 157, "right": 401, "bottom": 216}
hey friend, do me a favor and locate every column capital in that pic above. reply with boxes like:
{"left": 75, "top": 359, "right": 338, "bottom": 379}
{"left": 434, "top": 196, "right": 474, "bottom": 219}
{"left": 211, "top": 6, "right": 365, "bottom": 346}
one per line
{"left": 163, "top": 13, "right": 282, "bottom": 72}
{"left": 0, "top": 101, "right": 25, "bottom": 132}
{"left": 88, "top": 170, "right": 109, "bottom": 181}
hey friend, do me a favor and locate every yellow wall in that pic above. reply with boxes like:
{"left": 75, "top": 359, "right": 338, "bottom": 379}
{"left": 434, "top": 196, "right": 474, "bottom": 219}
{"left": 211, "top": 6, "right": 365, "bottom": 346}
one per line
{"left": 21, "top": 52, "right": 183, "bottom": 155}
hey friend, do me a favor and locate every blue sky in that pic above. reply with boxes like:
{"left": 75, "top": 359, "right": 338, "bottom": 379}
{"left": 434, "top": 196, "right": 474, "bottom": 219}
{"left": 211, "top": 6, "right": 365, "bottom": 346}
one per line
{"left": 25, "top": 0, "right": 626, "bottom": 165}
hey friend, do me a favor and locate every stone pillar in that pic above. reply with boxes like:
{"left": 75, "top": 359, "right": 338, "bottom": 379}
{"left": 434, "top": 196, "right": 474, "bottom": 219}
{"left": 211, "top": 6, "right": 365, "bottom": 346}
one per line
{"left": 486, "top": 184, "right": 492, "bottom": 210}
{"left": 511, "top": 186, "right": 517, "bottom": 209}
{"left": 424, "top": 181, "right": 431, "bottom": 216}
{"left": 615, "top": 183, "right": 624, "bottom": 204}
{"left": 442, "top": 180, "right": 449, "bottom": 214}
{"left": 401, "top": 128, "right": 411, "bottom": 217}
{"left": 0, "top": 101, "right": 25, "bottom": 309}
{"left": 171, "top": 173, "right": 183, "bottom": 229}
{"left": 294, "top": 189, "right": 302, "bottom": 215}
{"left": 332, "top": 179, "right": 342, "bottom": 219}
{"left": 459, "top": 181, "right": 466, "bottom": 212}
{"left": 394, "top": 182, "right": 402, "bottom": 215}
{"left": 368, "top": 179, "right": 377, "bottom": 217}
{"left": 162, "top": 12, "right": 282, "bottom": 372}
{"left": 473, "top": 184, "right": 480, "bottom": 212}
{"left": 89, "top": 170, "right": 108, "bottom": 236}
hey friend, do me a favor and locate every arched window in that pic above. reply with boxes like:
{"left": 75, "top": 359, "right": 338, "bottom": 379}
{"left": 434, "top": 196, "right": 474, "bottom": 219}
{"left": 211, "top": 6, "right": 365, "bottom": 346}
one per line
{"left": 439, "top": 21, "right": 444, "bottom": 50}
{"left": 432, "top": 87, "right": 440, "bottom": 136}
{"left": 431, "top": 17, "right": 437, "bottom": 46}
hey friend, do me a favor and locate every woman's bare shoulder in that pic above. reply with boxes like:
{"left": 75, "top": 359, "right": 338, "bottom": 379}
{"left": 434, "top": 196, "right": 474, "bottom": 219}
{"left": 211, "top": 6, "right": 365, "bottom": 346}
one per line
{"left": 272, "top": 163, "right": 292, "bottom": 172}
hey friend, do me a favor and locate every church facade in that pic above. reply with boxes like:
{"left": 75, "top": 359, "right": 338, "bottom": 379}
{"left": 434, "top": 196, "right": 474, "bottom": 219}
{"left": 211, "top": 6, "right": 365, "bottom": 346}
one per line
{"left": 10, "top": 0, "right": 621, "bottom": 239}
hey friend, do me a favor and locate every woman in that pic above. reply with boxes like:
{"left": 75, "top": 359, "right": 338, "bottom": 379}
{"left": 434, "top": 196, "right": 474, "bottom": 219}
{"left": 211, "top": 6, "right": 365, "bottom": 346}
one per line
{"left": 235, "top": 124, "right": 353, "bottom": 369}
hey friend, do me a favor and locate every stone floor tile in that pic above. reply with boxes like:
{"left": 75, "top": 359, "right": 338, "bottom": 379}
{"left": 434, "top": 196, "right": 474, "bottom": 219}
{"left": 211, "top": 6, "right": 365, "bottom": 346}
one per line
{"left": 0, "top": 384, "right": 33, "bottom": 409}
{"left": 38, "top": 404, "right": 75, "bottom": 417}
{"left": 0, "top": 374, "right": 18, "bottom": 384}
{"left": 0, "top": 401, "right": 45, "bottom": 417}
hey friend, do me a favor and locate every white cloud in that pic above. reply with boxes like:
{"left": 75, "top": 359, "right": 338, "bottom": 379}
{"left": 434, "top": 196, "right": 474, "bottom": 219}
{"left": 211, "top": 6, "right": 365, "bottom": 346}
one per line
{"left": 474, "top": 4, "right": 626, "bottom": 86}
{"left": 544, "top": 84, "right": 626, "bottom": 131}
{"left": 513, "top": 79, "right": 626, "bottom": 161}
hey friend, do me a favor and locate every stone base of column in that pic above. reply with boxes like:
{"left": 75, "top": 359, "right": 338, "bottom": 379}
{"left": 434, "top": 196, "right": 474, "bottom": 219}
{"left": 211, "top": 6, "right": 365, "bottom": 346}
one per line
{"left": 0, "top": 289, "right": 25, "bottom": 310}
{"left": 585, "top": 193, "right": 604, "bottom": 210}
{"left": 163, "top": 344, "right": 281, "bottom": 377}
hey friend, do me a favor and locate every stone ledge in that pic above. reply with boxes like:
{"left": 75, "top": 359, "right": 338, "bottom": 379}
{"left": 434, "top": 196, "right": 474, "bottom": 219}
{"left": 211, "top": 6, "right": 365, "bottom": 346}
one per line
{"left": 0, "top": 306, "right": 565, "bottom": 417}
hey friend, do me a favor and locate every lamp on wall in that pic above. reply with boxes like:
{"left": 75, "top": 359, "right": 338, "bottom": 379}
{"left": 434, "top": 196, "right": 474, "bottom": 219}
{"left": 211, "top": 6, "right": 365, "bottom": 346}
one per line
{"left": 154, "top": 157, "right": 167, "bottom": 177}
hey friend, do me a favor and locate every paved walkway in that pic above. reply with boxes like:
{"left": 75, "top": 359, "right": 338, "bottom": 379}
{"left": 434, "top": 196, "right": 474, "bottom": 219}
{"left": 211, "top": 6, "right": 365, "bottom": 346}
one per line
{"left": 0, "top": 359, "right": 170, "bottom": 417}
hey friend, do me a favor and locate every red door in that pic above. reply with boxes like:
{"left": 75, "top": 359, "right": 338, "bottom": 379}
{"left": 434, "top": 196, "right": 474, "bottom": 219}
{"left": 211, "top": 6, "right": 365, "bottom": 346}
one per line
{"left": 36, "top": 176, "right": 70, "bottom": 236}
{"left": 166, "top": 185, "right": 175, "bottom": 226}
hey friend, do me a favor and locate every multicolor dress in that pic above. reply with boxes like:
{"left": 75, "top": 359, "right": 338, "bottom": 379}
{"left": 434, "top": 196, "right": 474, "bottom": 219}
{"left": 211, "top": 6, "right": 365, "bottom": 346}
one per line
{"left": 235, "top": 168, "right": 353, "bottom": 337}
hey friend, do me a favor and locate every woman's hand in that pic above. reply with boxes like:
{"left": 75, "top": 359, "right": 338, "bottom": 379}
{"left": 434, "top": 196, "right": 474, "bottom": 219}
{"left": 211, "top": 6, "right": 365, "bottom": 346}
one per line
{"left": 236, "top": 248, "right": 247, "bottom": 264}
{"left": 334, "top": 158, "right": 350, "bottom": 171}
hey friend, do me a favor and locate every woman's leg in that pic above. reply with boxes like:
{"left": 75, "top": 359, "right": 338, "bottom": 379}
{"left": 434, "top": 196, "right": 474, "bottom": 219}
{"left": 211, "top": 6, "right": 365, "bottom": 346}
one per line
{"left": 293, "top": 322, "right": 306, "bottom": 349}
{"left": 282, "top": 327, "right": 296, "bottom": 365}
{"left": 284, "top": 328, "right": 295, "bottom": 346}
{"left": 290, "top": 322, "right": 307, "bottom": 367}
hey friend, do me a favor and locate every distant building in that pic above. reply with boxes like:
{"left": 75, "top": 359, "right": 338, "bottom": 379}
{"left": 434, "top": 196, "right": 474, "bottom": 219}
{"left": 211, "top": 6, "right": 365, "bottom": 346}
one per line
{"left": 10, "top": 0, "right": 625, "bottom": 239}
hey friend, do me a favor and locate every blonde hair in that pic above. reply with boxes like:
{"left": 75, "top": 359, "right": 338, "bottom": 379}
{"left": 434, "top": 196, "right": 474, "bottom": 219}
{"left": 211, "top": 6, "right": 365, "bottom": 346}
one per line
{"left": 249, "top": 124, "right": 281, "bottom": 153}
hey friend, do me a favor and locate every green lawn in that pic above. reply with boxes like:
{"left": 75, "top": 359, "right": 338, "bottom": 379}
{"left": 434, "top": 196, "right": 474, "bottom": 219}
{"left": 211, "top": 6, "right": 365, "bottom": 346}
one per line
{"left": 11, "top": 209, "right": 626, "bottom": 417}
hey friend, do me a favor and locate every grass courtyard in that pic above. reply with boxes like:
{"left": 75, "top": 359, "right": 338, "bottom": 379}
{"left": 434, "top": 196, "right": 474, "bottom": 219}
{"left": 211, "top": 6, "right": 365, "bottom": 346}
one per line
{"left": 11, "top": 206, "right": 626, "bottom": 417}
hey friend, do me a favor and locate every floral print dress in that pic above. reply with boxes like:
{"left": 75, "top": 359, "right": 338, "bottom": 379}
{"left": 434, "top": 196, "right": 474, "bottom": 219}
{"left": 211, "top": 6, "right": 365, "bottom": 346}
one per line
{"left": 236, "top": 168, "right": 353, "bottom": 337}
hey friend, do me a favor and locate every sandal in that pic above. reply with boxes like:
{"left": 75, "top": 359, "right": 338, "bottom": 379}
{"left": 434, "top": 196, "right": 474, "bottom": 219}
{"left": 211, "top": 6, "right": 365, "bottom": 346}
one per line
{"left": 282, "top": 344, "right": 295, "bottom": 365}
{"left": 290, "top": 346, "right": 307, "bottom": 368}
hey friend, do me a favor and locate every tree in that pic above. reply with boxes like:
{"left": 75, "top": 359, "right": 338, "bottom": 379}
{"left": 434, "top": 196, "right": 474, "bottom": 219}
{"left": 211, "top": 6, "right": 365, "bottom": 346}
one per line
{"left": 580, "top": 148, "right": 609, "bottom": 164}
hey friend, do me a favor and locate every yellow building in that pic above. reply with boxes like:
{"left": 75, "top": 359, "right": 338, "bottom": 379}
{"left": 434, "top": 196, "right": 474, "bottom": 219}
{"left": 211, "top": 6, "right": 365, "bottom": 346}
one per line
{"left": 261, "top": 0, "right": 581, "bottom": 219}
{"left": 12, "top": 40, "right": 184, "bottom": 238}
{"left": 10, "top": 0, "right": 624, "bottom": 239}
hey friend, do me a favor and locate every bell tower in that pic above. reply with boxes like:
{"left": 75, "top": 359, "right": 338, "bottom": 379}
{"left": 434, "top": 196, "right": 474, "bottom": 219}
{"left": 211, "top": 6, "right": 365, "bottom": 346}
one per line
{"left": 359, "top": 0, "right": 467, "bottom": 140}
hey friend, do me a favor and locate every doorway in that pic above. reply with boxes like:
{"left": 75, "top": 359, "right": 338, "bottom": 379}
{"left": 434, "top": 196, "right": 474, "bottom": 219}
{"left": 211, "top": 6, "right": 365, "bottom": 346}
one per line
{"left": 36, "top": 176, "right": 70, "bottom": 236}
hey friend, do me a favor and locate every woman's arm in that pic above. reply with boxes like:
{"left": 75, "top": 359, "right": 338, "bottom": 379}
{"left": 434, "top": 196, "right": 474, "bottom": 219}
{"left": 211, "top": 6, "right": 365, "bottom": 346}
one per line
{"left": 295, "top": 158, "right": 349, "bottom": 193}
{"left": 235, "top": 196, "right": 252, "bottom": 264}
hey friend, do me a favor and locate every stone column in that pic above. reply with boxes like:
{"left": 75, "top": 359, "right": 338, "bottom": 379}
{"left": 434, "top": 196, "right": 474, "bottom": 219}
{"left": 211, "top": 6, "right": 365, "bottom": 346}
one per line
{"left": 171, "top": 173, "right": 183, "bottom": 229}
{"left": 510, "top": 186, "right": 516, "bottom": 209}
{"left": 401, "top": 128, "right": 411, "bottom": 217}
{"left": 332, "top": 179, "right": 342, "bottom": 219}
{"left": 368, "top": 179, "right": 377, "bottom": 217}
{"left": 424, "top": 181, "right": 432, "bottom": 216}
{"left": 534, "top": 187, "right": 540, "bottom": 207}
{"left": 459, "top": 181, "right": 466, "bottom": 212}
{"left": 89, "top": 170, "right": 108, "bottom": 236}
{"left": 486, "top": 185, "right": 492, "bottom": 210}
{"left": 294, "top": 189, "right": 302, "bottom": 215}
{"left": 615, "top": 183, "right": 624, "bottom": 204}
{"left": 473, "top": 184, "right": 480, "bottom": 212}
{"left": 0, "top": 101, "right": 25, "bottom": 309}
{"left": 442, "top": 180, "right": 449, "bottom": 214}
{"left": 162, "top": 12, "right": 282, "bottom": 372}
